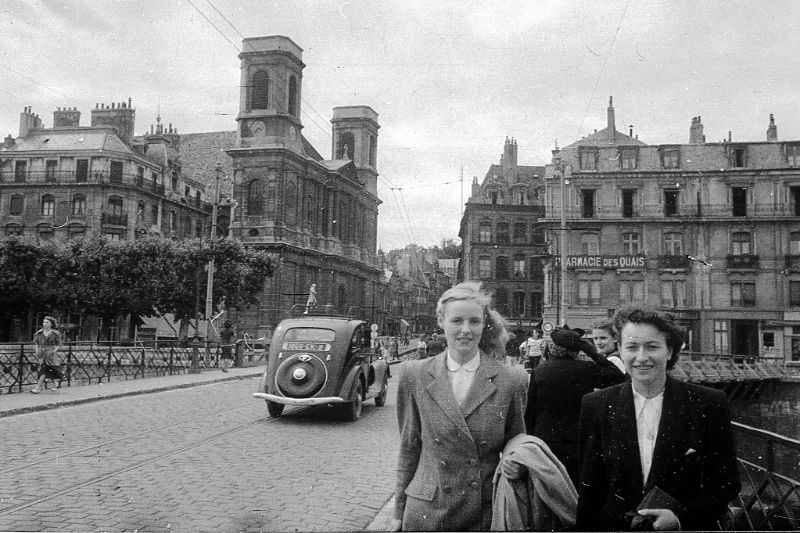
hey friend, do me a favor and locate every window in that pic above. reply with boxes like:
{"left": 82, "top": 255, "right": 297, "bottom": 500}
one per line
{"left": 731, "top": 282, "right": 756, "bottom": 307}
{"left": 581, "top": 233, "right": 599, "bottom": 255}
{"left": 76, "top": 159, "right": 88, "bottom": 182}
{"left": 620, "top": 147, "right": 638, "bottom": 170}
{"left": 478, "top": 222, "right": 491, "bottom": 243}
{"left": 288, "top": 75, "right": 298, "bottom": 116}
{"left": 513, "top": 223, "right": 526, "bottom": 244}
{"left": 337, "top": 132, "right": 354, "bottom": 160}
{"left": 6, "top": 223, "right": 22, "bottom": 235}
{"left": 110, "top": 161, "right": 123, "bottom": 183}
{"left": 622, "top": 232, "right": 641, "bottom": 254}
{"left": 791, "top": 231, "right": 800, "bottom": 255}
{"left": 45, "top": 160, "right": 57, "bottom": 181}
{"left": 664, "top": 189, "right": 679, "bottom": 216}
{"left": 41, "top": 194, "right": 55, "bottom": 216}
{"left": 731, "top": 232, "right": 752, "bottom": 255}
{"left": 104, "top": 232, "right": 122, "bottom": 241}
{"left": 136, "top": 166, "right": 144, "bottom": 186}
{"left": 489, "top": 190, "right": 499, "bottom": 205}
{"left": 581, "top": 189, "right": 596, "bottom": 218}
{"left": 369, "top": 135, "right": 377, "bottom": 167}
{"left": 622, "top": 189, "right": 636, "bottom": 217}
{"left": 10, "top": 194, "right": 23, "bottom": 215}
{"left": 496, "top": 256, "right": 509, "bottom": 280}
{"left": 732, "top": 187, "right": 747, "bottom": 216}
{"left": 787, "top": 144, "right": 800, "bottom": 167}
{"left": 151, "top": 204, "right": 159, "bottom": 226}
{"left": 169, "top": 211, "right": 177, "bottom": 231}
{"left": 478, "top": 257, "right": 491, "bottom": 278}
{"left": 530, "top": 293, "right": 543, "bottom": 316}
{"left": 791, "top": 187, "right": 800, "bottom": 216}
{"left": 577, "top": 280, "right": 601, "bottom": 306}
{"left": 579, "top": 149, "right": 597, "bottom": 170}
{"left": 763, "top": 332, "right": 775, "bottom": 348}
{"left": 619, "top": 280, "right": 644, "bottom": 303}
{"left": 171, "top": 169, "right": 178, "bottom": 190}
{"left": 109, "top": 197, "right": 123, "bottom": 216}
{"left": 515, "top": 190, "right": 525, "bottom": 205}
{"left": 790, "top": 281, "right": 800, "bottom": 306}
{"left": 285, "top": 178, "right": 297, "bottom": 225}
{"left": 14, "top": 160, "right": 26, "bottom": 182}
{"left": 512, "top": 292, "right": 525, "bottom": 316}
{"left": 730, "top": 146, "right": 747, "bottom": 167}
{"left": 247, "top": 179, "right": 263, "bottom": 215}
{"left": 494, "top": 288, "right": 508, "bottom": 316}
{"left": 496, "top": 222, "right": 509, "bottom": 244}
{"left": 714, "top": 320, "right": 729, "bottom": 354}
{"left": 661, "top": 148, "right": 680, "bottom": 169}
{"left": 71, "top": 195, "right": 86, "bottom": 216}
{"left": 250, "top": 70, "right": 269, "bottom": 110}
{"left": 513, "top": 256, "right": 525, "bottom": 279}
{"left": 528, "top": 257, "right": 542, "bottom": 280}
{"left": 661, "top": 280, "right": 686, "bottom": 308}
{"left": 663, "top": 232, "right": 682, "bottom": 255}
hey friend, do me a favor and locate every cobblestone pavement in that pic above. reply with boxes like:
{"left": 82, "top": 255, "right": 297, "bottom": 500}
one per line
{"left": 0, "top": 374, "right": 400, "bottom": 532}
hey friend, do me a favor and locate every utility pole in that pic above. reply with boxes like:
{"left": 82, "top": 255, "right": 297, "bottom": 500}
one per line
{"left": 204, "top": 164, "right": 221, "bottom": 348}
{"left": 554, "top": 148, "right": 569, "bottom": 326}
{"left": 460, "top": 166, "right": 464, "bottom": 219}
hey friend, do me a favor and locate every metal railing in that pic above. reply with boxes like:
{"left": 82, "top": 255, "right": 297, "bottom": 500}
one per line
{"left": 726, "top": 422, "right": 800, "bottom": 530}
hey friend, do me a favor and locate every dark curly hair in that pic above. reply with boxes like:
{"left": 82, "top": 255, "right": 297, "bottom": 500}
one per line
{"left": 612, "top": 305, "right": 685, "bottom": 369}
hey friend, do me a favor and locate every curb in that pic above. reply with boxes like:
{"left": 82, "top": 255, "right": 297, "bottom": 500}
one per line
{"left": 365, "top": 494, "right": 395, "bottom": 531}
{"left": 0, "top": 371, "right": 263, "bottom": 419}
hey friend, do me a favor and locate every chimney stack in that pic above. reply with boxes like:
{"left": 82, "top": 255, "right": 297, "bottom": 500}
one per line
{"left": 766, "top": 114, "right": 778, "bottom": 142}
{"left": 91, "top": 98, "right": 135, "bottom": 144}
{"left": 607, "top": 96, "right": 616, "bottom": 141}
{"left": 53, "top": 106, "right": 81, "bottom": 128}
{"left": 689, "top": 116, "right": 706, "bottom": 144}
{"left": 18, "top": 106, "right": 43, "bottom": 138}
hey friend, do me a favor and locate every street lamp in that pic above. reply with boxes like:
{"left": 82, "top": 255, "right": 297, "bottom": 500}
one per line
{"left": 553, "top": 148, "right": 569, "bottom": 326}
{"left": 204, "top": 163, "right": 222, "bottom": 348}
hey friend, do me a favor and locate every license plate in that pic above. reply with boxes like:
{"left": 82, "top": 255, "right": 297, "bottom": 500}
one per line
{"left": 283, "top": 342, "right": 330, "bottom": 351}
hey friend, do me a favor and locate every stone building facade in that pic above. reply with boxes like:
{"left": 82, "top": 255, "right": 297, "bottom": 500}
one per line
{"left": 458, "top": 138, "right": 548, "bottom": 331}
{"left": 542, "top": 97, "right": 800, "bottom": 361}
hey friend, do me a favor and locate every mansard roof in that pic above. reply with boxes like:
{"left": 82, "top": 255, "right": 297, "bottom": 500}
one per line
{"left": 0, "top": 127, "right": 134, "bottom": 154}
{"left": 563, "top": 127, "right": 647, "bottom": 149}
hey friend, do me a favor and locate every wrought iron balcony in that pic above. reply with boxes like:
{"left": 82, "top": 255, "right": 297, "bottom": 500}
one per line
{"left": 727, "top": 254, "right": 759, "bottom": 269}
{"left": 658, "top": 255, "right": 690, "bottom": 269}
{"left": 101, "top": 212, "right": 128, "bottom": 226}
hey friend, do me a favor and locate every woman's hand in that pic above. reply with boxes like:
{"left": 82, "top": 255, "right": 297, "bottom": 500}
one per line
{"left": 499, "top": 453, "right": 526, "bottom": 480}
{"left": 637, "top": 509, "right": 680, "bottom": 531}
{"left": 388, "top": 518, "right": 402, "bottom": 531}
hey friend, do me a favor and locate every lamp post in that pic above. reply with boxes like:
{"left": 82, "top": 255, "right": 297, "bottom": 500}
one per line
{"left": 204, "top": 164, "right": 222, "bottom": 348}
{"left": 554, "top": 148, "right": 569, "bottom": 326}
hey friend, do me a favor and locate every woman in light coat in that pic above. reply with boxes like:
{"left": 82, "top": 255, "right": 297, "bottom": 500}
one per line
{"left": 391, "top": 281, "right": 528, "bottom": 531}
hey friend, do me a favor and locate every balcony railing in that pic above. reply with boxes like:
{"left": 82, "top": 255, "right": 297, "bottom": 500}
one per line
{"left": 101, "top": 212, "right": 128, "bottom": 226}
{"left": 727, "top": 254, "right": 760, "bottom": 269}
{"left": 658, "top": 254, "right": 690, "bottom": 269}
{"left": 547, "top": 202, "right": 800, "bottom": 220}
{"left": 785, "top": 255, "right": 800, "bottom": 272}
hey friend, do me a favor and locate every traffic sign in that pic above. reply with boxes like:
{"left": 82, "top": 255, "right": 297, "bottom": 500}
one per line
{"left": 542, "top": 322, "right": 554, "bottom": 333}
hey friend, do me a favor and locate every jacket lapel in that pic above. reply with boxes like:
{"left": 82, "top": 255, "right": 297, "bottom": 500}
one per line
{"left": 646, "top": 378, "right": 688, "bottom": 489}
{"left": 424, "top": 353, "right": 473, "bottom": 440}
{"left": 460, "top": 354, "right": 499, "bottom": 418}
{"left": 613, "top": 383, "right": 644, "bottom": 495}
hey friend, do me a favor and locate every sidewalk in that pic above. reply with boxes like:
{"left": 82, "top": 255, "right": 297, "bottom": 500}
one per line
{"left": 0, "top": 366, "right": 263, "bottom": 418}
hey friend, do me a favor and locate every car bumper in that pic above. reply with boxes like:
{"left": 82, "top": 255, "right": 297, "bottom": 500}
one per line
{"left": 252, "top": 392, "right": 346, "bottom": 406}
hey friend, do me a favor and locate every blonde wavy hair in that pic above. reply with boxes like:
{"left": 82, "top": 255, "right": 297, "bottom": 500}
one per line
{"left": 436, "top": 281, "right": 509, "bottom": 356}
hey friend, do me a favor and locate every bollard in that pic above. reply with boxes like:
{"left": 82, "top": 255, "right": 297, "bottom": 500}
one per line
{"left": 190, "top": 336, "right": 200, "bottom": 373}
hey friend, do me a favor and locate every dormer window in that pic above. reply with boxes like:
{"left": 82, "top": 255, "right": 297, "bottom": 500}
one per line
{"left": 729, "top": 145, "right": 747, "bottom": 168}
{"left": 660, "top": 146, "right": 681, "bottom": 169}
{"left": 619, "top": 147, "right": 638, "bottom": 170}
{"left": 579, "top": 148, "right": 598, "bottom": 170}
{"left": 786, "top": 143, "right": 800, "bottom": 167}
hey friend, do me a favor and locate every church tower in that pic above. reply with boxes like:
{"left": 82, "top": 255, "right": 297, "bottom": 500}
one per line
{"left": 331, "top": 106, "right": 380, "bottom": 196}
{"left": 236, "top": 36, "right": 304, "bottom": 153}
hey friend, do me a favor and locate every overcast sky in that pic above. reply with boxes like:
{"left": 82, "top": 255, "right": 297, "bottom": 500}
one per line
{"left": 2, "top": 0, "right": 798, "bottom": 250}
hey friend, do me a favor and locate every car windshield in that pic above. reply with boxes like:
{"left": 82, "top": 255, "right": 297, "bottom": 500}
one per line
{"left": 284, "top": 328, "right": 336, "bottom": 342}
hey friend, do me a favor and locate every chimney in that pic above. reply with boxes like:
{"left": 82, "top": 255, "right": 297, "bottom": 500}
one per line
{"left": 766, "top": 113, "right": 778, "bottom": 142}
{"left": 3, "top": 134, "right": 15, "bottom": 148}
{"left": 607, "top": 96, "right": 616, "bottom": 141}
{"left": 53, "top": 106, "right": 81, "bottom": 128}
{"left": 18, "top": 106, "right": 42, "bottom": 137}
{"left": 90, "top": 98, "right": 135, "bottom": 144}
{"left": 689, "top": 116, "right": 706, "bottom": 144}
{"left": 502, "top": 136, "right": 518, "bottom": 180}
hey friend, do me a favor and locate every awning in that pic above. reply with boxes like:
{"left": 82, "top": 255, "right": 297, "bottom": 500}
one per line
{"left": 763, "top": 320, "right": 800, "bottom": 327}
{"left": 400, "top": 319, "right": 410, "bottom": 327}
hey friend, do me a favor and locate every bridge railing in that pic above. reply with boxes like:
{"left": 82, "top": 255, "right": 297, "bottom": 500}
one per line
{"left": 725, "top": 421, "right": 800, "bottom": 530}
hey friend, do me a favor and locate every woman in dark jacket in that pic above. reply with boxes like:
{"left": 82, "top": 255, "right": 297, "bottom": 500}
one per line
{"left": 524, "top": 326, "right": 624, "bottom": 485}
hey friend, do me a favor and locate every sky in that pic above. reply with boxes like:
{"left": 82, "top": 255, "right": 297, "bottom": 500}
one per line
{"left": 2, "top": 0, "right": 799, "bottom": 251}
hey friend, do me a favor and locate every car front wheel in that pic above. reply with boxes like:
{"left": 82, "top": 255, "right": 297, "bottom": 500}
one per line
{"left": 266, "top": 400, "right": 285, "bottom": 417}
{"left": 342, "top": 382, "right": 363, "bottom": 421}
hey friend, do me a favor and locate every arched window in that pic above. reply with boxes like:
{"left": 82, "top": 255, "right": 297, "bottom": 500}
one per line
{"left": 72, "top": 194, "right": 86, "bottom": 216}
{"left": 41, "top": 194, "right": 55, "bottom": 216}
{"left": 247, "top": 179, "right": 264, "bottom": 215}
{"left": 250, "top": 70, "right": 269, "bottom": 110}
{"left": 288, "top": 75, "right": 298, "bottom": 116}
{"left": 337, "top": 132, "right": 355, "bottom": 160}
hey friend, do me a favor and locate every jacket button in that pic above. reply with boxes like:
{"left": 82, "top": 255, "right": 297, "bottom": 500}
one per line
{"left": 433, "top": 438, "right": 441, "bottom": 444}
{"left": 442, "top": 486, "right": 452, "bottom": 493}
{"left": 440, "top": 460, "right": 447, "bottom": 468}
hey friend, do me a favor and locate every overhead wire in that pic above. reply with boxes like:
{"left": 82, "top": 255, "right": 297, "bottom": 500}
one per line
{"left": 204, "top": 0, "right": 246, "bottom": 39}
{"left": 183, "top": 0, "right": 241, "bottom": 53}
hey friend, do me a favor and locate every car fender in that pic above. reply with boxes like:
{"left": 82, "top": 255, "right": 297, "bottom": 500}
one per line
{"left": 256, "top": 367, "right": 269, "bottom": 393}
{"left": 340, "top": 365, "right": 364, "bottom": 401}
{"left": 372, "top": 358, "right": 390, "bottom": 382}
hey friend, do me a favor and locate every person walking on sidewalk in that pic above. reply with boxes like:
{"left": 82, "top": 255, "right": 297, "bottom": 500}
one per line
{"left": 31, "top": 316, "right": 63, "bottom": 393}
{"left": 219, "top": 321, "right": 235, "bottom": 372}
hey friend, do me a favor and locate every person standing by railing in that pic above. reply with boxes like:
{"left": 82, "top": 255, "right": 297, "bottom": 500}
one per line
{"left": 31, "top": 316, "right": 63, "bottom": 393}
{"left": 219, "top": 321, "right": 235, "bottom": 372}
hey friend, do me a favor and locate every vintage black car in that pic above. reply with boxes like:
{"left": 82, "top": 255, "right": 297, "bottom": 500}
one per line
{"left": 252, "top": 313, "right": 391, "bottom": 420}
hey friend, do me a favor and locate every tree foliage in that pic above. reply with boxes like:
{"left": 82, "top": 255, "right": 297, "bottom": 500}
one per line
{"left": 0, "top": 235, "right": 276, "bottom": 320}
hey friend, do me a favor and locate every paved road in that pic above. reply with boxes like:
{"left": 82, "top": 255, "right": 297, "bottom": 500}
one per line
{"left": 0, "top": 374, "right": 400, "bottom": 532}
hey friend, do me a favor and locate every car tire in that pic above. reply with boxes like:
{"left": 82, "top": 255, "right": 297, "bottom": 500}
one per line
{"left": 374, "top": 374, "right": 388, "bottom": 407}
{"left": 266, "top": 400, "right": 284, "bottom": 417}
{"left": 342, "top": 381, "right": 363, "bottom": 421}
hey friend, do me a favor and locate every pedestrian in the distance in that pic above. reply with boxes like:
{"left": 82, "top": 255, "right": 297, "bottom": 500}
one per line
{"left": 219, "top": 320, "right": 235, "bottom": 372}
{"left": 504, "top": 331, "right": 520, "bottom": 366}
{"left": 415, "top": 335, "right": 428, "bottom": 360}
{"left": 391, "top": 281, "right": 528, "bottom": 531}
{"left": 519, "top": 328, "right": 546, "bottom": 370}
{"left": 31, "top": 316, "right": 63, "bottom": 393}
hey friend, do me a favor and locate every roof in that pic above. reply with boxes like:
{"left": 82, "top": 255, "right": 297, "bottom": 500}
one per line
{"left": 563, "top": 127, "right": 647, "bottom": 149}
{"left": 0, "top": 127, "right": 136, "bottom": 155}
{"left": 179, "top": 131, "right": 238, "bottom": 196}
